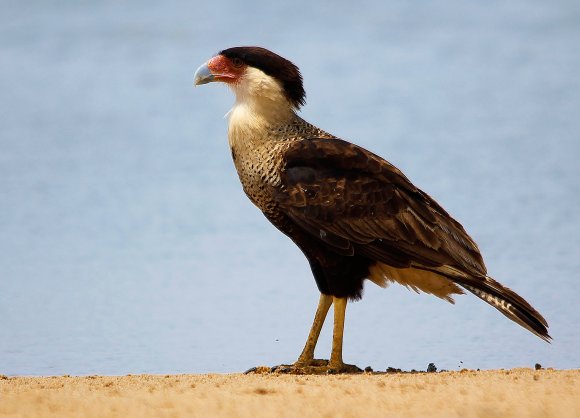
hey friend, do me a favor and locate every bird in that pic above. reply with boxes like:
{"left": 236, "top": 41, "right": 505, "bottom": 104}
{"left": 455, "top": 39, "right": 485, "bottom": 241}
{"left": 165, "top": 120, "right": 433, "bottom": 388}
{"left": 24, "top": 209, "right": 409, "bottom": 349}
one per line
{"left": 193, "top": 46, "right": 550, "bottom": 373}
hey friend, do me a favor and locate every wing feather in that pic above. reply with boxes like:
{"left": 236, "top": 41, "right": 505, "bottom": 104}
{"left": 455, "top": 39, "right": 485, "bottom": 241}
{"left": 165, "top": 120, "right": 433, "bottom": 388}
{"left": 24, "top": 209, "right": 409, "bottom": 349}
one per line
{"left": 274, "top": 137, "right": 486, "bottom": 277}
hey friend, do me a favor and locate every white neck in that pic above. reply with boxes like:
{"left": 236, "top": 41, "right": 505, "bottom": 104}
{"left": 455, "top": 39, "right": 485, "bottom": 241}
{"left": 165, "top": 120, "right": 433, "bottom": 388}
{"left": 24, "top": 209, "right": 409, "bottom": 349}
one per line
{"left": 227, "top": 67, "right": 296, "bottom": 144}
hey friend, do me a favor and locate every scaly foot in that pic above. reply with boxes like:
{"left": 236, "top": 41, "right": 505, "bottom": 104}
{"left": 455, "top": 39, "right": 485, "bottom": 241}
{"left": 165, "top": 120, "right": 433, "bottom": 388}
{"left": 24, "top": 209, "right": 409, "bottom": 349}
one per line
{"left": 269, "top": 359, "right": 362, "bottom": 375}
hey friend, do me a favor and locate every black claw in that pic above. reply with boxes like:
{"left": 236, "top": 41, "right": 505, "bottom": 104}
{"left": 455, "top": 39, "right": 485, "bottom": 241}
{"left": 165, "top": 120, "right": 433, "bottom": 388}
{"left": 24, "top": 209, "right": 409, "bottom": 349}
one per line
{"left": 270, "top": 364, "right": 294, "bottom": 373}
{"left": 244, "top": 367, "right": 258, "bottom": 374}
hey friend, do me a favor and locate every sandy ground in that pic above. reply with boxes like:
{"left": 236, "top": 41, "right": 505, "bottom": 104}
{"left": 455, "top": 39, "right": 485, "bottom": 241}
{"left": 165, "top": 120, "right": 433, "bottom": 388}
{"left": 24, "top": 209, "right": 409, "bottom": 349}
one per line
{"left": 1, "top": 368, "right": 578, "bottom": 418}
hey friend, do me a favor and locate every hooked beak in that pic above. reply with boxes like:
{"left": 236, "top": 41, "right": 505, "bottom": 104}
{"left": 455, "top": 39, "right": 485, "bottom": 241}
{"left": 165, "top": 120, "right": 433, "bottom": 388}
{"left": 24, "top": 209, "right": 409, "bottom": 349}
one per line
{"left": 194, "top": 62, "right": 215, "bottom": 86}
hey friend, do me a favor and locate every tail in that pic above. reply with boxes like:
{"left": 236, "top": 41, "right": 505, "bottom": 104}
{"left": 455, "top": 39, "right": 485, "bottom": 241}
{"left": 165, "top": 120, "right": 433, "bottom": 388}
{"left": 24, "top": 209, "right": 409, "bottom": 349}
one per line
{"left": 454, "top": 275, "right": 551, "bottom": 342}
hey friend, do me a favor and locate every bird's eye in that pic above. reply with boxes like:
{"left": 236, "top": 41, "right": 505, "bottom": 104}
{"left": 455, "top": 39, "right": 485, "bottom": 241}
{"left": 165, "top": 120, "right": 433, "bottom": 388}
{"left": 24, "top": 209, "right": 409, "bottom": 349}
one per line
{"left": 231, "top": 57, "right": 243, "bottom": 68}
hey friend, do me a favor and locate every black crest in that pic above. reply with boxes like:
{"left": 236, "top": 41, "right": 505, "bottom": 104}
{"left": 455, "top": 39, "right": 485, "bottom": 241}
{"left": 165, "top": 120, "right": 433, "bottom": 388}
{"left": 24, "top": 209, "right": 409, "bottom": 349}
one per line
{"left": 220, "top": 46, "right": 306, "bottom": 108}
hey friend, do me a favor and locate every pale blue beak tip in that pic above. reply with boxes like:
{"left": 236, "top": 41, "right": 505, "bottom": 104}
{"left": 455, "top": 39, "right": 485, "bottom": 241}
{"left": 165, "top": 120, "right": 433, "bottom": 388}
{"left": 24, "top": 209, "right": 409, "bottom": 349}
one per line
{"left": 194, "top": 62, "right": 214, "bottom": 86}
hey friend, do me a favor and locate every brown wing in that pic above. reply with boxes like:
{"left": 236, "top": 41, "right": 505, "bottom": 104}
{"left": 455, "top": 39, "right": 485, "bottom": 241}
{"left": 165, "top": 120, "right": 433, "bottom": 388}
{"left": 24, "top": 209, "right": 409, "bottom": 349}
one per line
{"left": 273, "top": 137, "right": 486, "bottom": 277}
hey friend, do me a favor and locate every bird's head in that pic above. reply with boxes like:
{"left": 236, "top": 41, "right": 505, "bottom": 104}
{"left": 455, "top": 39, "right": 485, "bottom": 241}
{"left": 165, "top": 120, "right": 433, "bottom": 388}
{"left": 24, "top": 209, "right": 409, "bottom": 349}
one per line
{"left": 194, "top": 47, "right": 306, "bottom": 114}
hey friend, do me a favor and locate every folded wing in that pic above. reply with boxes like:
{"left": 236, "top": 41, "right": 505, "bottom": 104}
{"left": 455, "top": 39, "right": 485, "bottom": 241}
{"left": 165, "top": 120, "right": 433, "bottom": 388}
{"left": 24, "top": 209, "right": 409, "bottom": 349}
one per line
{"left": 274, "top": 137, "right": 486, "bottom": 276}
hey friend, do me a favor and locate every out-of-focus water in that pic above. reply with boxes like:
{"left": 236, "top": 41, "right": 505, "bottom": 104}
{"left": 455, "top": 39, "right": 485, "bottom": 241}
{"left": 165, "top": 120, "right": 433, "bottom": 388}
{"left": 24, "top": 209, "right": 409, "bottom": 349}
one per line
{"left": 1, "top": 0, "right": 579, "bottom": 375}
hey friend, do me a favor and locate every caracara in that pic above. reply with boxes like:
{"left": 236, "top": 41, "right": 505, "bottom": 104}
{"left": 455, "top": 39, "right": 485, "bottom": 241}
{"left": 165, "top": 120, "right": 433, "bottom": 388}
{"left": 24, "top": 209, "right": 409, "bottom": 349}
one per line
{"left": 194, "top": 46, "right": 550, "bottom": 373}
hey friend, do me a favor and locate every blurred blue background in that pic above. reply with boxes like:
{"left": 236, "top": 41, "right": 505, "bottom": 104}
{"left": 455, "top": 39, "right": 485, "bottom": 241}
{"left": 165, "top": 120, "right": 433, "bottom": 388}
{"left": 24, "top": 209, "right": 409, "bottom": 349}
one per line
{"left": 1, "top": 0, "right": 579, "bottom": 375}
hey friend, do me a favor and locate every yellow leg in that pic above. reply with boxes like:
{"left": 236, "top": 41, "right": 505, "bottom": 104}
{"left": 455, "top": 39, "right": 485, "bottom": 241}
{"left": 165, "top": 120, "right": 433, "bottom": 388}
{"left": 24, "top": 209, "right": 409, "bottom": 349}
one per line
{"left": 330, "top": 296, "right": 347, "bottom": 369}
{"left": 296, "top": 293, "right": 333, "bottom": 365}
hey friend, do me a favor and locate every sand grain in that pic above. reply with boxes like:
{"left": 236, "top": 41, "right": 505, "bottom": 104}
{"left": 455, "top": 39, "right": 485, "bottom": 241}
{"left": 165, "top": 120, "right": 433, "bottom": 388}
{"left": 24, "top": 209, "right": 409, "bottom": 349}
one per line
{"left": 0, "top": 368, "right": 578, "bottom": 418}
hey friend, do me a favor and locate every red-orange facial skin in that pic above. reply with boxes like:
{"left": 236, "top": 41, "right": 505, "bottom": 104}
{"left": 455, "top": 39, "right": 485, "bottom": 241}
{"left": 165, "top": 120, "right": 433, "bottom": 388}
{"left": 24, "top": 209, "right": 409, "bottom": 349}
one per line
{"left": 207, "top": 55, "right": 246, "bottom": 84}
